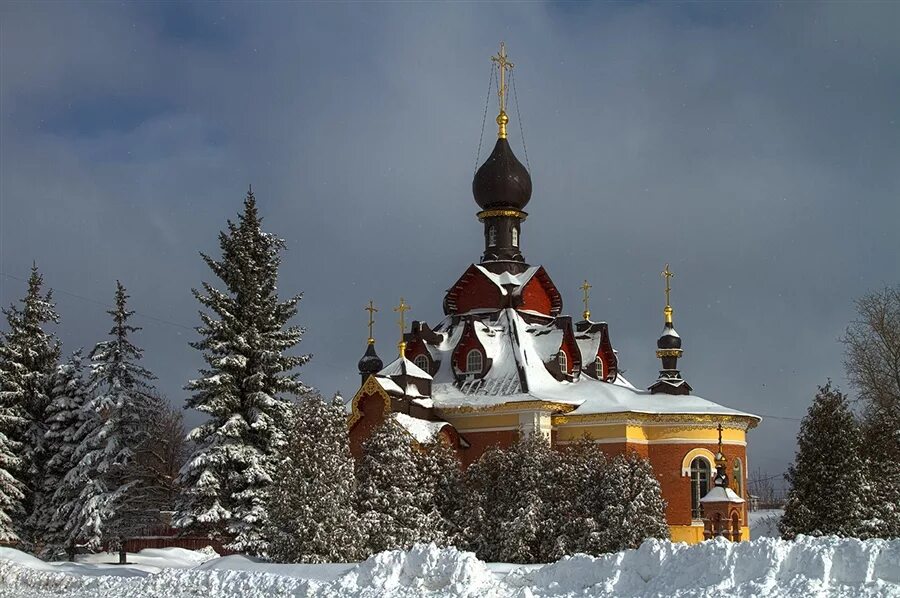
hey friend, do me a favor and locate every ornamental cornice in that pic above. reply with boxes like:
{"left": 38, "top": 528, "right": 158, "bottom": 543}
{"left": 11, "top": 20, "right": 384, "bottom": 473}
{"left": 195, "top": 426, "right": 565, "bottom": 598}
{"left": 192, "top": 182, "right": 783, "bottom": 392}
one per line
{"left": 437, "top": 400, "right": 577, "bottom": 416}
{"left": 551, "top": 411, "right": 758, "bottom": 430}
{"left": 347, "top": 375, "right": 392, "bottom": 428}
{"left": 656, "top": 349, "right": 684, "bottom": 358}
{"left": 477, "top": 209, "right": 528, "bottom": 221}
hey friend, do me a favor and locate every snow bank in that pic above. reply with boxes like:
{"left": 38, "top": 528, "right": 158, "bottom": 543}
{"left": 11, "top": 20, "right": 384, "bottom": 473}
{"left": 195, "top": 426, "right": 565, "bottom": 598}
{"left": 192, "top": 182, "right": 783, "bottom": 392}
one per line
{"left": 1, "top": 537, "right": 898, "bottom": 597}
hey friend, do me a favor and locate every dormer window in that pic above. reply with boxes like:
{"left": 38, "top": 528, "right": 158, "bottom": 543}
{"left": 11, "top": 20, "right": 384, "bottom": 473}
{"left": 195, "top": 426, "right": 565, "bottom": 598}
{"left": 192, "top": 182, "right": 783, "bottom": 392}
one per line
{"left": 595, "top": 357, "right": 604, "bottom": 379}
{"left": 466, "top": 349, "right": 483, "bottom": 374}
{"left": 488, "top": 226, "right": 497, "bottom": 247}
{"left": 557, "top": 351, "right": 567, "bottom": 374}
{"left": 511, "top": 226, "right": 519, "bottom": 247}
{"left": 413, "top": 354, "right": 429, "bottom": 372}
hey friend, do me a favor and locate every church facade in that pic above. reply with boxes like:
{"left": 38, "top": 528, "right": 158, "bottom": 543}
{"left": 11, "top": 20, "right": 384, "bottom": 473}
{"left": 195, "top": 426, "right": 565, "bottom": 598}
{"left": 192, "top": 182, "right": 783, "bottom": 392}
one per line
{"left": 348, "top": 44, "right": 759, "bottom": 544}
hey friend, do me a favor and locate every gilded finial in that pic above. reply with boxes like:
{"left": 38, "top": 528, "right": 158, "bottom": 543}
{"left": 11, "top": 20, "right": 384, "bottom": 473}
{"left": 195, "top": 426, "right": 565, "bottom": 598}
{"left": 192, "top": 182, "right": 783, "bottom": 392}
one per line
{"left": 661, "top": 263, "right": 674, "bottom": 324}
{"left": 394, "top": 298, "right": 410, "bottom": 357}
{"left": 491, "top": 42, "right": 515, "bottom": 139}
{"left": 364, "top": 300, "right": 378, "bottom": 345}
{"left": 580, "top": 280, "right": 592, "bottom": 321}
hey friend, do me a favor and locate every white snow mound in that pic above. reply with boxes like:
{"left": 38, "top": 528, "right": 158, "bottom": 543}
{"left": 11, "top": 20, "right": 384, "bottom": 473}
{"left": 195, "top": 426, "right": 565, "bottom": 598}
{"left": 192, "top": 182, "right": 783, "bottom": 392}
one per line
{"left": 0, "top": 537, "right": 898, "bottom": 597}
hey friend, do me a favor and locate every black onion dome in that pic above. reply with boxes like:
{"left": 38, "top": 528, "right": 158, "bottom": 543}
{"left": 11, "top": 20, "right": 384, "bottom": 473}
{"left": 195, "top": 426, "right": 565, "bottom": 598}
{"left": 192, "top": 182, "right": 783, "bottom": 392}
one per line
{"left": 473, "top": 138, "right": 532, "bottom": 210}
{"left": 358, "top": 343, "right": 383, "bottom": 375}
{"left": 657, "top": 323, "right": 682, "bottom": 350}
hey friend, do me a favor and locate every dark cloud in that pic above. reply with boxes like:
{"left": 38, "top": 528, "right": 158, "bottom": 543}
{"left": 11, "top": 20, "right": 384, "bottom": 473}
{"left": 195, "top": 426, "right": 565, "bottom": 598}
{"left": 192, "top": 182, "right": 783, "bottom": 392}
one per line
{"left": 2, "top": 2, "right": 898, "bottom": 482}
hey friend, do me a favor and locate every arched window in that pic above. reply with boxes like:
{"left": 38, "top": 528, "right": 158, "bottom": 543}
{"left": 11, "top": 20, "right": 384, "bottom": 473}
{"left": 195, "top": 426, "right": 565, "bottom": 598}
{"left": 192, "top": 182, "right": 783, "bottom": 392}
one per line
{"left": 488, "top": 226, "right": 497, "bottom": 247}
{"left": 413, "top": 354, "right": 429, "bottom": 372}
{"left": 732, "top": 458, "right": 743, "bottom": 498}
{"left": 558, "top": 351, "right": 568, "bottom": 374}
{"left": 595, "top": 357, "right": 604, "bottom": 380}
{"left": 466, "top": 349, "right": 483, "bottom": 374}
{"left": 511, "top": 226, "right": 519, "bottom": 247}
{"left": 690, "top": 457, "right": 711, "bottom": 519}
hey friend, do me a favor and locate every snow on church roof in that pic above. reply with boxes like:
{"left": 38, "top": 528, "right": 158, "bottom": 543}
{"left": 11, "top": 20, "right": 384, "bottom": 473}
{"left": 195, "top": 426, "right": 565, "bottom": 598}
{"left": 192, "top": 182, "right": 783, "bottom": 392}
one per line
{"left": 390, "top": 413, "right": 450, "bottom": 444}
{"left": 474, "top": 265, "right": 540, "bottom": 295}
{"left": 700, "top": 486, "right": 745, "bottom": 503}
{"left": 378, "top": 356, "right": 433, "bottom": 380}
{"left": 425, "top": 308, "right": 758, "bottom": 421}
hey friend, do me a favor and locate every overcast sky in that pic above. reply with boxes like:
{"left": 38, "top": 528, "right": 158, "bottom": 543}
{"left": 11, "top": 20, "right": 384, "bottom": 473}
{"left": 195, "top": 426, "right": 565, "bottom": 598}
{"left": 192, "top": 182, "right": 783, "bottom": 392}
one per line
{"left": 2, "top": 2, "right": 898, "bottom": 483}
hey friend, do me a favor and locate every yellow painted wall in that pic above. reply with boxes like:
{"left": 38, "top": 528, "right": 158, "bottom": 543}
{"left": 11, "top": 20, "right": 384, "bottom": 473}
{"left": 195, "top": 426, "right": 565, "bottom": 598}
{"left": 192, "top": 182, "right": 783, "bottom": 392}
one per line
{"left": 669, "top": 525, "right": 752, "bottom": 544}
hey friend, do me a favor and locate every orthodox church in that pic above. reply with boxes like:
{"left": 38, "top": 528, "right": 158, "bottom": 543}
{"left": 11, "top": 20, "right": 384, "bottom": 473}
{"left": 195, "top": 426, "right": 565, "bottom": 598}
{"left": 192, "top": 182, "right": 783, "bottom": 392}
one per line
{"left": 348, "top": 44, "right": 760, "bottom": 544}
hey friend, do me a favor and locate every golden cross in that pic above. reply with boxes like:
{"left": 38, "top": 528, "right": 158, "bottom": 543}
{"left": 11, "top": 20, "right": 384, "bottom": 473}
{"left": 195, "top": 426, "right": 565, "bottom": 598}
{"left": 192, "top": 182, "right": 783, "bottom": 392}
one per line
{"left": 394, "top": 298, "right": 410, "bottom": 357}
{"left": 491, "top": 42, "right": 514, "bottom": 138}
{"left": 580, "top": 280, "right": 592, "bottom": 321}
{"left": 364, "top": 300, "right": 378, "bottom": 344}
{"left": 662, "top": 263, "right": 674, "bottom": 307}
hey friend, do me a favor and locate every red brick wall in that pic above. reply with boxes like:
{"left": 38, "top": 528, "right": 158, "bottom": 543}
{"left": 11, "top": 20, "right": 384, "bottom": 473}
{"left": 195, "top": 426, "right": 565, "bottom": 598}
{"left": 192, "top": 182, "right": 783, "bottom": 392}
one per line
{"left": 459, "top": 429, "right": 519, "bottom": 467}
{"left": 349, "top": 392, "right": 388, "bottom": 459}
{"left": 452, "top": 323, "right": 487, "bottom": 374}
{"left": 648, "top": 442, "right": 748, "bottom": 526}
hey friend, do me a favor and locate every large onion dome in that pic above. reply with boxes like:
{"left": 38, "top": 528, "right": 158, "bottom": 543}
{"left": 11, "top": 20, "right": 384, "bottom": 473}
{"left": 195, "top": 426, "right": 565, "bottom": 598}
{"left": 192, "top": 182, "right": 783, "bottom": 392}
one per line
{"left": 473, "top": 138, "right": 532, "bottom": 211}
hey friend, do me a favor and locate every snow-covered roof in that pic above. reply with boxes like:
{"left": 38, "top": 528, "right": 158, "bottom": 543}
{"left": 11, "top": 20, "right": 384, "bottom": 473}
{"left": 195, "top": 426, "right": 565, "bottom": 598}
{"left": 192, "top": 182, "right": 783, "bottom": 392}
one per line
{"left": 420, "top": 308, "right": 758, "bottom": 421}
{"left": 700, "top": 486, "right": 745, "bottom": 504}
{"left": 378, "top": 356, "right": 433, "bottom": 380}
{"left": 474, "top": 265, "right": 540, "bottom": 295}
{"left": 390, "top": 413, "right": 451, "bottom": 444}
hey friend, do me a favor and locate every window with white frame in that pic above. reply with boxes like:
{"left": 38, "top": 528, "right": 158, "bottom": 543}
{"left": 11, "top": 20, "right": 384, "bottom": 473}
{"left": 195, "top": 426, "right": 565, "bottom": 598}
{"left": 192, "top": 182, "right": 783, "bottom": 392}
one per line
{"left": 488, "top": 226, "right": 497, "bottom": 247}
{"left": 511, "top": 226, "right": 519, "bottom": 247}
{"left": 595, "top": 357, "right": 604, "bottom": 379}
{"left": 413, "top": 354, "right": 429, "bottom": 372}
{"left": 466, "top": 349, "right": 483, "bottom": 374}
{"left": 690, "top": 457, "right": 711, "bottom": 519}
{"left": 557, "top": 351, "right": 567, "bottom": 374}
{"left": 733, "top": 458, "right": 743, "bottom": 498}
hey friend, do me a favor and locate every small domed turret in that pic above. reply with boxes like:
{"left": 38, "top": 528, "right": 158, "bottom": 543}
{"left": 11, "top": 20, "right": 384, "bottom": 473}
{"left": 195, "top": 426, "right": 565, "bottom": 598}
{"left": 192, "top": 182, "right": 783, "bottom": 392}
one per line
{"left": 358, "top": 342, "right": 383, "bottom": 382}
{"left": 650, "top": 265, "right": 692, "bottom": 395}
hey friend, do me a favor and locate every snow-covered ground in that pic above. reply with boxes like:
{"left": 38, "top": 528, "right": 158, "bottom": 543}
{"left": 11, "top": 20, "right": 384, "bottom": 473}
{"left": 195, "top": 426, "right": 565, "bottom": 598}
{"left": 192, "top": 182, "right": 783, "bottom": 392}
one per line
{"left": 1, "top": 536, "right": 898, "bottom": 597}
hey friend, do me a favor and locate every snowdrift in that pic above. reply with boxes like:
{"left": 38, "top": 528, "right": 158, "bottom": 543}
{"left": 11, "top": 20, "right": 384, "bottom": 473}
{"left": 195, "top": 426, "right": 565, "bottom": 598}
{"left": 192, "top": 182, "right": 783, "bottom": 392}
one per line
{"left": 0, "top": 536, "right": 898, "bottom": 597}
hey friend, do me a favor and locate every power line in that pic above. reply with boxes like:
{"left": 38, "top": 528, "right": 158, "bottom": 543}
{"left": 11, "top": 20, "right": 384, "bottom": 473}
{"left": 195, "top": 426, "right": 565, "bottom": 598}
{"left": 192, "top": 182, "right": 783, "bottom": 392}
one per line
{"left": 0, "top": 271, "right": 195, "bottom": 332}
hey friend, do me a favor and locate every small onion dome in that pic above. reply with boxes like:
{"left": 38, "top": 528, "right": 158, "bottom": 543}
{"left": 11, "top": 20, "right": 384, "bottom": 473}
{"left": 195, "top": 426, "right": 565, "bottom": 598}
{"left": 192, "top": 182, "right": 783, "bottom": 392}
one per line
{"left": 358, "top": 343, "right": 383, "bottom": 376}
{"left": 473, "top": 137, "right": 532, "bottom": 210}
{"left": 657, "top": 322, "right": 682, "bottom": 350}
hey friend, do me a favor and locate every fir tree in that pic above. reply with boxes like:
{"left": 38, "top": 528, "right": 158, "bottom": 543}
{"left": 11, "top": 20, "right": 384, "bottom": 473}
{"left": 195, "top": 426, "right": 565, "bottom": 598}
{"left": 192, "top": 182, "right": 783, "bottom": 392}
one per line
{"left": 862, "top": 404, "right": 900, "bottom": 539}
{"left": 465, "top": 432, "right": 557, "bottom": 563}
{"left": 596, "top": 453, "right": 669, "bottom": 552}
{"left": 177, "top": 189, "right": 311, "bottom": 555}
{"left": 31, "top": 350, "right": 94, "bottom": 558}
{"left": 70, "top": 281, "right": 158, "bottom": 557}
{"left": 780, "top": 382, "right": 872, "bottom": 539}
{"left": 418, "top": 438, "right": 465, "bottom": 548}
{"left": 267, "top": 393, "right": 363, "bottom": 563}
{"left": 0, "top": 265, "right": 60, "bottom": 542}
{"left": 356, "top": 418, "right": 434, "bottom": 554}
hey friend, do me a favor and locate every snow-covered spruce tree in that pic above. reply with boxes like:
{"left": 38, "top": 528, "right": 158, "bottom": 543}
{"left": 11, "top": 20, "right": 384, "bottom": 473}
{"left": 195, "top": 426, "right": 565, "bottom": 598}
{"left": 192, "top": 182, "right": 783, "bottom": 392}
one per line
{"left": 71, "top": 281, "right": 158, "bottom": 558}
{"left": 465, "top": 432, "right": 557, "bottom": 563}
{"left": 780, "top": 382, "right": 872, "bottom": 539}
{"left": 357, "top": 418, "right": 436, "bottom": 554}
{"left": 267, "top": 393, "right": 363, "bottom": 563}
{"left": 861, "top": 404, "right": 900, "bottom": 538}
{"left": 31, "top": 350, "right": 93, "bottom": 558}
{"left": 596, "top": 453, "right": 668, "bottom": 552}
{"left": 177, "top": 189, "right": 310, "bottom": 555}
{"left": 540, "top": 437, "right": 609, "bottom": 559}
{"left": 418, "top": 437, "right": 465, "bottom": 548}
{"left": 0, "top": 264, "right": 60, "bottom": 543}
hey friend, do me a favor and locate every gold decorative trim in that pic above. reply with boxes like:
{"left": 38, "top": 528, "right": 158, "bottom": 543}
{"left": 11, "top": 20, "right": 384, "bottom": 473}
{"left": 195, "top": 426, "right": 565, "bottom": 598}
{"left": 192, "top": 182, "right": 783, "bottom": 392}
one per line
{"left": 347, "top": 375, "right": 391, "bottom": 428}
{"left": 438, "top": 400, "right": 577, "bottom": 415}
{"left": 477, "top": 209, "right": 527, "bottom": 221}
{"left": 656, "top": 349, "right": 683, "bottom": 358}
{"left": 552, "top": 412, "right": 759, "bottom": 430}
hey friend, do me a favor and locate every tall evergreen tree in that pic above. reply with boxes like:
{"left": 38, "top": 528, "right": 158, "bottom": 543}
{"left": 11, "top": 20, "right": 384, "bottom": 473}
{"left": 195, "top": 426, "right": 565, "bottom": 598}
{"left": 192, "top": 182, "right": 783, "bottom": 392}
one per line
{"left": 177, "top": 190, "right": 310, "bottom": 555}
{"left": 0, "top": 265, "right": 60, "bottom": 542}
{"left": 356, "top": 418, "right": 434, "bottom": 554}
{"left": 418, "top": 438, "right": 465, "bottom": 548}
{"left": 69, "top": 281, "right": 158, "bottom": 558}
{"left": 780, "top": 382, "right": 873, "bottom": 539}
{"left": 267, "top": 393, "right": 362, "bottom": 563}
{"left": 31, "top": 350, "right": 93, "bottom": 558}
{"left": 465, "top": 433, "right": 557, "bottom": 563}
{"left": 597, "top": 453, "right": 669, "bottom": 552}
